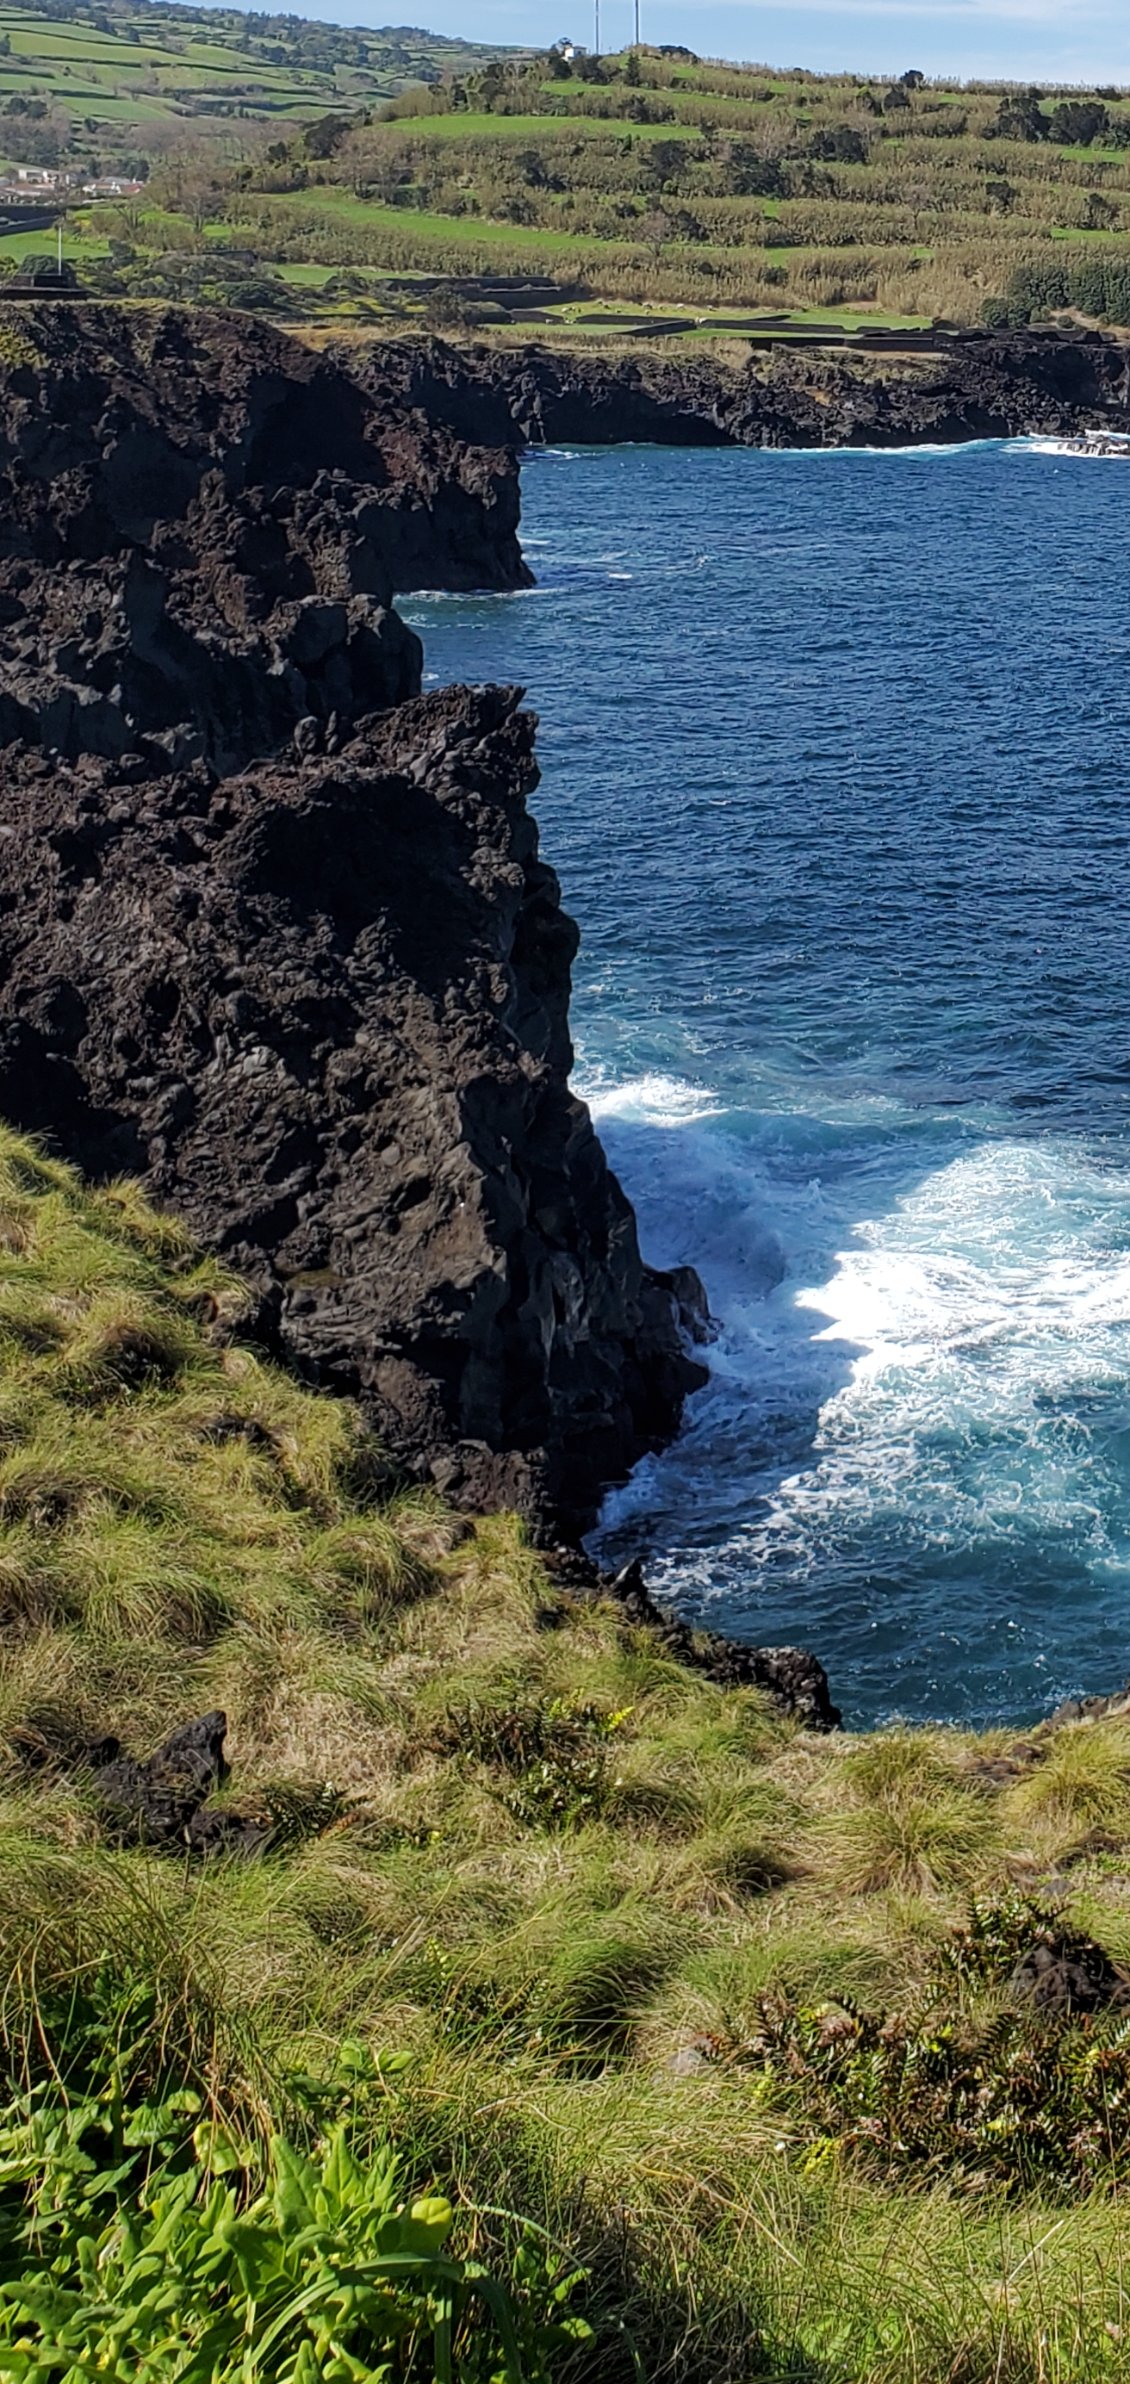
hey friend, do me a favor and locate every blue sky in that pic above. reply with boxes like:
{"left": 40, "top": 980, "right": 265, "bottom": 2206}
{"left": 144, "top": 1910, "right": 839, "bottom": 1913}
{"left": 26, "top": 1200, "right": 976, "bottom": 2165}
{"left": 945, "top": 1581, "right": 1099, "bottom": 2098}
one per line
{"left": 270, "top": 0, "right": 1126, "bottom": 86}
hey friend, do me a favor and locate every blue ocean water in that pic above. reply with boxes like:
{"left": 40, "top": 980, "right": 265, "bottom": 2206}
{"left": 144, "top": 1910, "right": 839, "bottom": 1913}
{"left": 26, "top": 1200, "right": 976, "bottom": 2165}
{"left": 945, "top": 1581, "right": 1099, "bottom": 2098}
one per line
{"left": 401, "top": 438, "right": 1130, "bottom": 1728}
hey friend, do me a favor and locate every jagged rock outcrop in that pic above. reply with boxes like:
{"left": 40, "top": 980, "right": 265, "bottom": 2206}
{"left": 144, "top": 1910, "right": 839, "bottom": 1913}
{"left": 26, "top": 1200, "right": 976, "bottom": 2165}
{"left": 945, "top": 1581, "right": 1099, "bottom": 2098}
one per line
{"left": 18, "top": 1708, "right": 298, "bottom": 1855}
{"left": 357, "top": 329, "right": 1130, "bottom": 454}
{"left": 1047, "top": 1682, "right": 1130, "bottom": 1727}
{"left": 91, "top": 1710, "right": 237, "bottom": 1849}
{"left": 0, "top": 686, "right": 705, "bottom": 1529}
{"left": 0, "top": 302, "right": 528, "bottom": 774}
{"left": 603, "top": 1560, "right": 840, "bottom": 1730}
{"left": 1009, "top": 1925, "right": 1130, "bottom": 2016}
{"left": 0, "top": 304, "right": 705, "bottom": 1536}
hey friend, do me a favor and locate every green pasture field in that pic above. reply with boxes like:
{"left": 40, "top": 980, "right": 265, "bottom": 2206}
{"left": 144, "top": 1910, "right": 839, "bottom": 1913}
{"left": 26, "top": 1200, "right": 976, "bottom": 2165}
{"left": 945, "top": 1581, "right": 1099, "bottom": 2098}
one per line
{"left": 0, "top": 221, "right": 108, "bottom": 259}
{"left": 277, "top": 185, "right": 591, "bottom": 254}
{"left": 382, "top": 109, "right": 701, "bottom": 141}
{"left": 272, "top": 258, "right": 336, "bottom": 285}
{"left": 0, "top": 2, "right": 516, "bottom": 130}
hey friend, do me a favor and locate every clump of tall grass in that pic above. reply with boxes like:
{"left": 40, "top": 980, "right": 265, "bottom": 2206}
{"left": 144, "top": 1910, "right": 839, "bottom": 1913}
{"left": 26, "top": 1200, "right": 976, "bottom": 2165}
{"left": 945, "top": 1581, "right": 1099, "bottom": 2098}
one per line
{"left": 1003, "top": 1718, "right": 1130, "bottom": 1854}
{"left": 816, "top": 1728, "right": 1003, "bottom": 1895}
{"left": 6, "top": 1123, "right": 1130, "bottom": 2376}
{"left": 0, "top": 1127, "right": 437, "bottom": 1765}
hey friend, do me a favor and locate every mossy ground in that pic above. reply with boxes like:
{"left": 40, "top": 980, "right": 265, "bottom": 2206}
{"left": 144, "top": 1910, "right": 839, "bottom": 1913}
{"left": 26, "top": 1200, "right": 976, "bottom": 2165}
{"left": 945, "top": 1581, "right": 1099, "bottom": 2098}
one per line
{"left": 2, "top": 1123, "right": 1130, "bottom": 2379}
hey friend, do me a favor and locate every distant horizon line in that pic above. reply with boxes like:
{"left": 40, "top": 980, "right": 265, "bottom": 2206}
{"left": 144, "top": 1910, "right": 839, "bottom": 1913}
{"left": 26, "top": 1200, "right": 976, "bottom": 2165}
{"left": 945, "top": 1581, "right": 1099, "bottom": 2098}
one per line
{"left": 63, "top": 0, "right": 1130, "bottom": 98}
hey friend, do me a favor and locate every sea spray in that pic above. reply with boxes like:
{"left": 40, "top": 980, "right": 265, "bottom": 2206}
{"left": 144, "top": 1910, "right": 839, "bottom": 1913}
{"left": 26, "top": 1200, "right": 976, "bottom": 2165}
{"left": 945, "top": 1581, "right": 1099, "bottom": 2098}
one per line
{"left": 403, "top": 436, "right": 1130, "bottom": 1724}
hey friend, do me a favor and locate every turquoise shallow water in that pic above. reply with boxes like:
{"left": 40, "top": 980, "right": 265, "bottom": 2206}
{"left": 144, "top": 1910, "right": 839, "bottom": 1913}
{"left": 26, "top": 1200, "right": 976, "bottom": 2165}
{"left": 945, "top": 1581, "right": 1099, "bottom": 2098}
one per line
{"left": 402, "top": 438, "right": 1130, "bottom": 1727}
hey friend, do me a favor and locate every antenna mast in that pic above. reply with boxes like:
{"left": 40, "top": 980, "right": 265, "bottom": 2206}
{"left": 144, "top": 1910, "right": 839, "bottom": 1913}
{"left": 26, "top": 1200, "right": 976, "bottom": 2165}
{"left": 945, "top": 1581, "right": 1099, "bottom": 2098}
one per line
{"left": 593, "top": 0, "right": 600, "bottom": 53}
{"left": 633, "top": 0, "right": 640, "bottom": 42}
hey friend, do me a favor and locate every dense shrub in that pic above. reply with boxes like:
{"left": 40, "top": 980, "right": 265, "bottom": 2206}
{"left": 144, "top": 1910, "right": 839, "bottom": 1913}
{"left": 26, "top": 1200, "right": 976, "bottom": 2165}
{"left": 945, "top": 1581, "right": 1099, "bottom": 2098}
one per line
{"left": 994, "top": 252, "right": 1130, "bottom": 324}
{"left": 0, "top": 2085, "right": 587, "bottom": 2382}
{"left": 752, "top": 1895, "right": 1130, "bottom": 2193}
{"left": 427, "top": 1691, "right": 633, "bottom": 1830}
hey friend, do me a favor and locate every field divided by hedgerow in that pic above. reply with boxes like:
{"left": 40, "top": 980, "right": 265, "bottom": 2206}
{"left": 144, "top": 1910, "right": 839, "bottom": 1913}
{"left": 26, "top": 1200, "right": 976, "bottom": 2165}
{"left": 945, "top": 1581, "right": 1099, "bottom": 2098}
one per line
{"left": 13, "top": 14, "right": 1130, "bottom": 328}
{"left": 0, "top": 0, "right": 514, "bottom": 148}
{"left": 307, "top": 54, "right": 1130, "bottom": 324}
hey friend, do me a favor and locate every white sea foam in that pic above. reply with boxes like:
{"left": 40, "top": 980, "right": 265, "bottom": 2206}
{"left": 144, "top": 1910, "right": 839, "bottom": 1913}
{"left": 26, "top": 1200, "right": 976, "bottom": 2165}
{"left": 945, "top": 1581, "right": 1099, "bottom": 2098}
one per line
{"left": 587, "top": 1070, "right": 1130, "bottom": 1613}
{"left": 581, "top": 1068, "right": 724, "bottom": 1127}
{"left": 1018, "top": 436, "right": 1130, "bottom": 463}
{"left": 403, "top": 586, "right": 542, "bottom": 605}
{"left": 765, "top": 439, "right": 1008, "bottom": 461}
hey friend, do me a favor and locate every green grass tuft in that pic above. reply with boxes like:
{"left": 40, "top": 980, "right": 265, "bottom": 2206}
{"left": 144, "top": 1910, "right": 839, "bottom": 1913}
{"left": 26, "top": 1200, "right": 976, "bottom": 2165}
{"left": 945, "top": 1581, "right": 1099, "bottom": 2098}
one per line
{"left": 1, "top": 1119, "right": 1130, "bottom": 2375}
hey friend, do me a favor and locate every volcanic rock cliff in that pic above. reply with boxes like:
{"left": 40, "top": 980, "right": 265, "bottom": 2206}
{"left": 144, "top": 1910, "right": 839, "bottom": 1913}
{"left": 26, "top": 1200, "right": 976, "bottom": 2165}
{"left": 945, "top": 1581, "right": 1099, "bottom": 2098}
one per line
{"left": 0, "top": 304, "right": 528, "bottom": 774}
{"left": 359, "top": 328, "right": 1130, "bottom": 453}
{"left": 0, "top": 303, "right": 705, "bottom": 1534}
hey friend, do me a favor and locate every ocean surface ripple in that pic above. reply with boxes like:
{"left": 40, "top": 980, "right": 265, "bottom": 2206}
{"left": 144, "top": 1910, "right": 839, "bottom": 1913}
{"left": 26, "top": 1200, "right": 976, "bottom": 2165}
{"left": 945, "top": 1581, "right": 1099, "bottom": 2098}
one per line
{"left": 403, "top": 438, "right": 1130, "bottom": 1726}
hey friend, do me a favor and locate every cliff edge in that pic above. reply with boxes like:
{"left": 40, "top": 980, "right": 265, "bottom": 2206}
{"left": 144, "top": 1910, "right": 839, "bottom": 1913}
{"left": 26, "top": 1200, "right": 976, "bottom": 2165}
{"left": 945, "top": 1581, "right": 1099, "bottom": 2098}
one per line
{"left": 356, "top": 329, "right": 1130, "bottom": 453}
{"left": 0, "top": 303, "right": 705, "bottom": 1534}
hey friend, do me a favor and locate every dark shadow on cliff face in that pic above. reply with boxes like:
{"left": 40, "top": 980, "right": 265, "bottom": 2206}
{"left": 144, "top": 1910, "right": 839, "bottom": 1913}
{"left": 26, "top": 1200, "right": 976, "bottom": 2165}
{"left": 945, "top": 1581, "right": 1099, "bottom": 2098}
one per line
{"left": 351, "top": 328, "right": 1130, "bottom": 461}
{"left": 0, "top": 303, "right": 531, "bottom": 776}
{"left": 0, "top": 688, "right": 705, "bottom": 1543}
{"left": 0, "top": 1019, "right": 150, "bottom": 1181}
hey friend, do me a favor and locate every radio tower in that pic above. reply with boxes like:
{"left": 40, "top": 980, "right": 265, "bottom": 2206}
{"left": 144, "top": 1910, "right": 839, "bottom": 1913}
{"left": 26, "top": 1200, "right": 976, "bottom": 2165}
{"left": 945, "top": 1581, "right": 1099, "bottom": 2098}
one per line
{"left": 593, "top": 0, "right": 600, "bottom": 52}
{"left": 633, "top": 0, "right": 640, "bottom": 41}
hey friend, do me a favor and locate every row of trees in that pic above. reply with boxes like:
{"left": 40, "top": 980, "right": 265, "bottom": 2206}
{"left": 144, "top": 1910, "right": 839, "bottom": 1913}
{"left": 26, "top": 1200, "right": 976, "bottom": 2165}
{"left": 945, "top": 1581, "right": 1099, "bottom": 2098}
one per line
{"left": 386, "top": 53, "right": 1130, "bottom": 152}
{"left": 322, "top": 119, "right": 1130, "bottom": 205}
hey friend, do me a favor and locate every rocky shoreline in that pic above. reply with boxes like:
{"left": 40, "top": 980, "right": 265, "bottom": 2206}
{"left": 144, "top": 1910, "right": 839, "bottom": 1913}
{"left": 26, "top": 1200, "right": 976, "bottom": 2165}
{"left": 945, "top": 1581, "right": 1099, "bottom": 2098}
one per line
{"left": 0, "top": 302, "right": 707, "bottom": 1546}
{"left": 9, "top": 303, "right": 1126, "bottom": 1731}
{"left": 361, "top": 326, "right": 1130, "bottom": 452}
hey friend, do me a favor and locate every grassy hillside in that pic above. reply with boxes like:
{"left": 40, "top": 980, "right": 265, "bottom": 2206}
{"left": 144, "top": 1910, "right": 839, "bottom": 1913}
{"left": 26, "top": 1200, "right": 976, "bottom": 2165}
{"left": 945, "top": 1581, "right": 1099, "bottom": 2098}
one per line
{"left": 3, "top": 1119, "right": 1130, "bottom": 2377}
{"left": 335, "top": 54, "right": 1130, "bottom": 328}
{"left": 0, "top": 0, "right": 515, "bottom": 157}
{"left": 19, "top": 41, "right": 1130, "bottom": 332}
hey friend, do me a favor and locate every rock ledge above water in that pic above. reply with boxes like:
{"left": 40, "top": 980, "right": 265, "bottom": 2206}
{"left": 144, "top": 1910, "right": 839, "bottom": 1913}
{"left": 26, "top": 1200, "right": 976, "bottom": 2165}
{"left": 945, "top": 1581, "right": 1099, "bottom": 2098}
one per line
{"left": 0, "top": 304, "right": 706, "bottom": 1538}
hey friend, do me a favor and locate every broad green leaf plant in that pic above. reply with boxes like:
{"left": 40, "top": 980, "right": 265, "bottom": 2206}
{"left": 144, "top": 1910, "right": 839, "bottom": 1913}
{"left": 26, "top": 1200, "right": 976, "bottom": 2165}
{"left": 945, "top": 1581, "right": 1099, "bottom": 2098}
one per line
{"left": 0, "top": 2102, "right": 550, "bottom": 2384}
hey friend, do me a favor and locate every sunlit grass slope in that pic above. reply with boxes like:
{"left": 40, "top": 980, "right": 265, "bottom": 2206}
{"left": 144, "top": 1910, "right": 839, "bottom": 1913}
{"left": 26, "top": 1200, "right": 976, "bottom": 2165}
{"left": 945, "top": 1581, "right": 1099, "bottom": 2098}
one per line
{"left": 4, "top": 1122, "right": 1130, "bottom": 2378}
{"left": 0, "top": 0, "right": 511, "bottom": 131}
{"left": 17, "top": 18, "right": 1130, "bottom": 330}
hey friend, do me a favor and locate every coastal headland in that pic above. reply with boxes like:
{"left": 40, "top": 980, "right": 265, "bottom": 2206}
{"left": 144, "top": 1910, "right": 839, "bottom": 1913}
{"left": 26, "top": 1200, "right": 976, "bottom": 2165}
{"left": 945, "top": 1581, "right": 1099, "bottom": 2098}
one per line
{"left": 4, "top": 298, "right": 1130, "bottom": 2382}
{"left": 0, "top": 302, "right": 711, "bottom": 1544}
